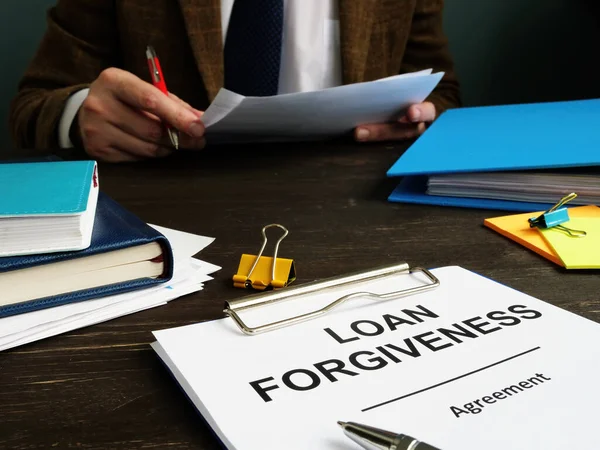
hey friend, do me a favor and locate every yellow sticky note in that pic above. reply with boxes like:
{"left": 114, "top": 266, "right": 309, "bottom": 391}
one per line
{"left": 483, "top": 205, "right": 600, "bottom": 267}
{"left": 539, "top": 217, "right": 600, "bottom": 269}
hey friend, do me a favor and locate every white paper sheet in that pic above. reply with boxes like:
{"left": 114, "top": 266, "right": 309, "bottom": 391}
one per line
{"left": 152, "top": 266, "right": 600, "bottom": 450}
{"left": 202, "top": 70, "right": 442, "bottom": 143}
{"left": 0, "top": 259, "right": 198, "bottom": 339}
{"left": 0, "top": 225, "right": 221, "bottom": 352}
{"left": 148, "top": 224, "right": 215, "bottom": 264}
{"left": 427, "top": 172, "right": 600, "bottom": 205}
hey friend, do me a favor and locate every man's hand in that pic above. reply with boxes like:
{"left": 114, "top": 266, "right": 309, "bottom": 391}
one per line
{"left": 77, "top": 68, "right": 206, "bottom": 162}
{"left": 354, "top": 102, "right": 436, "bottom": 143}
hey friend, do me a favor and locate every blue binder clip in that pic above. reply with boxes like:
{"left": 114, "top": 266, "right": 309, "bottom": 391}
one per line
{"left": 528, "top": 192, "right": 586, "bottom": 237}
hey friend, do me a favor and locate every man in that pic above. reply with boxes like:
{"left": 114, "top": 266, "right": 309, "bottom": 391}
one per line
{"left": 10, "top": 0, "right": 460, "bottom": 162}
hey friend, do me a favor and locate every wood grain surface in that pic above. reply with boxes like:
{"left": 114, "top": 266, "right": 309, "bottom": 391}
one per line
{"left": 1, "top": 142, "right": 599, "bottom": 449}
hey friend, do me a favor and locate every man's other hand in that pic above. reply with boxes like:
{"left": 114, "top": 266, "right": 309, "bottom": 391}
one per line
{"left": 353, "top": 102, "right": 436, "bottom": 143}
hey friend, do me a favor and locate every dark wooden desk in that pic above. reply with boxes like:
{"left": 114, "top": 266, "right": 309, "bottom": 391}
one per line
{"left": 1, "top": 143, "right": 599, "bottom": 449}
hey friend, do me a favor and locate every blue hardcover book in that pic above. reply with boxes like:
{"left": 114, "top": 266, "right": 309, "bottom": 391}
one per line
{"left": 0, "top": 193, "right": 174, "bottom": 318}
{"left": 0, "top": 160, "right": 99, "bottom": 256}
{"left": 386, "top": 99, "right": 600, "bottom": 210}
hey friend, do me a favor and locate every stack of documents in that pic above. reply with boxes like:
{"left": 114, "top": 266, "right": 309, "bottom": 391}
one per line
{"left": 0, "top": 225, "right": 220, "bottom": 352}
{"left": 202, "top": 69, "right": 443, "bottom": 143}
{"left": 427, "top": 172, "right": 600, "bottom": 205}
{"left": 151, "top": 265, "right": 600, "bottom": 450}
{"left": 386, "top": 98, "right": 600, "bottom": 211}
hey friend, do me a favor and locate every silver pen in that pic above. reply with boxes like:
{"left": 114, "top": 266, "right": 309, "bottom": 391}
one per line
{"left": 338, "top": 421, "right": 441, "bottom": 450}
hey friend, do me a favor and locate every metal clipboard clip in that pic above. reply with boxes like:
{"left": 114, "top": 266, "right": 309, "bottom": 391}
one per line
{"left": 224, "top": 263, "right": 440, "bottom": 335}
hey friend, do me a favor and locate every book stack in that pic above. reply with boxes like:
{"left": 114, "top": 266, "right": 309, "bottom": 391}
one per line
{"left": 0, "top": 160, "right": 219, "bottom": 351}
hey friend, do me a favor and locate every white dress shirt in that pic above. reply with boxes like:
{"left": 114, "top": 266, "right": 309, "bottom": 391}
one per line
{"left": 58, "top": 0, "right": 341, "bottom": 148}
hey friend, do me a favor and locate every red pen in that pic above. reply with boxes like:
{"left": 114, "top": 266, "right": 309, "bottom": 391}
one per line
{"left": 146, "top": 45, "right": 179, "bottom": 149}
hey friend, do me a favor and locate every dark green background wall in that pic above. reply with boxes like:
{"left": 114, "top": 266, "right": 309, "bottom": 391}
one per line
{"left": 2, "top": 0, "right": 600, "bottom": 150}
{"left": 444, "top": 0, "right": 600, "bottom": 107}
{"left": 2, "top": 0, "right": 55, "bottom": 151}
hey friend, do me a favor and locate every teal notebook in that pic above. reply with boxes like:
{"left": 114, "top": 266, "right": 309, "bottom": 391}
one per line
{"left": 0, "top": 160, "right": 99, "bottom": 256}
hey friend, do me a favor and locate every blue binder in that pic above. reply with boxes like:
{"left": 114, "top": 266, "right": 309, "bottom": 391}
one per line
{"left": 0, "top": 193, "right": 174, "bottom": 318}
{"left": 386, "top": 98, "right": 600, "bottom": 210}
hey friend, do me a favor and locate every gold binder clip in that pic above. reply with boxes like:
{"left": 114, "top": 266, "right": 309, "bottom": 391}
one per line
{"left": 233, "top": 224, "right": 296, "bottom": 290}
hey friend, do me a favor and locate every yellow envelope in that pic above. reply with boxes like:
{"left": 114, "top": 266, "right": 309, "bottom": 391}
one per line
{"left": 483, "top": 205, "right": 600, "bottom": 267}
{"left": 538, "top": 217, "right": 600, "bottom": 269}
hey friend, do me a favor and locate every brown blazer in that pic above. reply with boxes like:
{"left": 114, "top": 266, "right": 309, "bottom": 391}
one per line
{"left": 10, "top": 0, "right": 461, "bottom": 149}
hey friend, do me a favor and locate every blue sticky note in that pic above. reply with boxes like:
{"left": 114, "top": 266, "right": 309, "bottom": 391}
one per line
{"left": 529, "top": 208, "right": 570, "bottom": 229}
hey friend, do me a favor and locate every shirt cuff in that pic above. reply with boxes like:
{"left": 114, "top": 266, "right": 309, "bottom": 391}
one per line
{"left": 58, "top": 88, "right": 90, "bottom": 148}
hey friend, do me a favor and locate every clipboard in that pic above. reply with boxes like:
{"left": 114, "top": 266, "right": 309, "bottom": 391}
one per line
{"left": 152, "top": 265, "right": 600, "bottom": 450}
{"left": 224, "top": 263, "right": 439, "bottom": 335}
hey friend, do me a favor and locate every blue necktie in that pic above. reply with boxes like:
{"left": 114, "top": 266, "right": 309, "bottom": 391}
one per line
{"left": 223, "top": 0, "right": 284, "bottom": 96}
